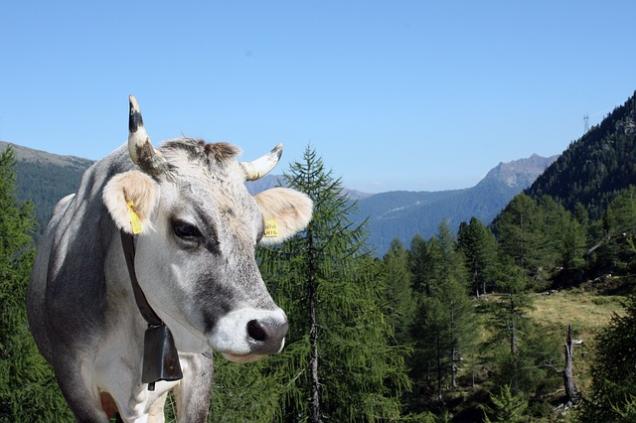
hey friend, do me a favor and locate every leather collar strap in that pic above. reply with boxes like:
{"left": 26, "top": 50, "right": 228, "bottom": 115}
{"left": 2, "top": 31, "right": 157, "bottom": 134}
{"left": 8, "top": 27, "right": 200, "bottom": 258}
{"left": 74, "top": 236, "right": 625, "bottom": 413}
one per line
{"left": 120, "top": 232, "right": 163, "bottom": 326}
{"left": 120, "top": 231, "right": 183, "bottom": 390}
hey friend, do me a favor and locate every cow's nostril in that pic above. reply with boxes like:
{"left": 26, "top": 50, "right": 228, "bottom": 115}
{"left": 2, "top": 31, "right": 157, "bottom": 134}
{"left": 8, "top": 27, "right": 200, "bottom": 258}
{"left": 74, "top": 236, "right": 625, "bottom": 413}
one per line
{"left": 247, "top": 319, "right": 268, "bottom": 342}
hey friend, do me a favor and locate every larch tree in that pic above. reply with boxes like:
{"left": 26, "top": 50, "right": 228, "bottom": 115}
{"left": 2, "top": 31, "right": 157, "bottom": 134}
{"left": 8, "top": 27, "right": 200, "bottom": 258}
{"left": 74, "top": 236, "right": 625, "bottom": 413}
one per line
{"left": 381, "top": 239, "right": 417, "bottom": 346}
{"left": 409, "top": 234, "right": 432, "bottom": 296}
{"left": 0, "top": 148, "right": 71, "bottom": 421}
{"left": 483, "top": 259, "right": 560, "bottom": 397}
{"left": 457, "top": 217, "right": 498, "bottom": 297}
{"left": 581, "top": 295, "right": 636, "bottom": 422}
{"left": 253, "top": 146, "right": 410, "bottom": 422}
{"left": 410, "top": 223, "right": 476, "bottom": 404}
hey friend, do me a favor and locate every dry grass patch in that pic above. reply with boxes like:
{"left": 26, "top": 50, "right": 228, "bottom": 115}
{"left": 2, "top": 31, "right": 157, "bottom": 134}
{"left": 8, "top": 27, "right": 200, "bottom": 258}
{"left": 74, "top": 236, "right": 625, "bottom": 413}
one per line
{"left": 529, "top": 290, "right": 625, "bottom": 331}
{"left": 528, "top": 290, "right": 626, "bottom": 393}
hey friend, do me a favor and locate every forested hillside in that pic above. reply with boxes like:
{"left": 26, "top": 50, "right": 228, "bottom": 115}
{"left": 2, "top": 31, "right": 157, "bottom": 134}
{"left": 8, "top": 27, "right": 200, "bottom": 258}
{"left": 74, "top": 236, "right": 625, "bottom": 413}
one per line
{"left": 526, "top": 91, "right": 636, "bottom": 218}
{"left": 0, "top": 141, "right": 92, "bottom": 234}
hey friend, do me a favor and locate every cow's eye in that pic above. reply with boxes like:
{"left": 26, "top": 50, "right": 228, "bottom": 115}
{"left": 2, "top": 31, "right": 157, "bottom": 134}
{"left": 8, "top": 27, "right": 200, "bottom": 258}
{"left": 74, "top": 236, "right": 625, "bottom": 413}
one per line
{"left": 172, "top": 220, "right": 202, "bottom": 241}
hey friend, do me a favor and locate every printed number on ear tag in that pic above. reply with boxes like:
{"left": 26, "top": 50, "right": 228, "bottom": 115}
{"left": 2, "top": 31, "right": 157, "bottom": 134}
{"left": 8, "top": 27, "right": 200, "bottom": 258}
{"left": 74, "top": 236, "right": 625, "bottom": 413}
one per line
{"left": 127, "top": 201, "right": 143, "bottom": 235}
{"left": 264, "top": 219, "right": 279, "bottom": 238}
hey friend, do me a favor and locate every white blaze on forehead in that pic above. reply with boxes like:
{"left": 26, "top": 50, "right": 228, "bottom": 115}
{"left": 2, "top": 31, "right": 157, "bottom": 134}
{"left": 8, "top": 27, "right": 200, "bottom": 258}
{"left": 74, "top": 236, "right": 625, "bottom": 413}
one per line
{"left": 209, "top": 307, "right": 287, "bottom": 355}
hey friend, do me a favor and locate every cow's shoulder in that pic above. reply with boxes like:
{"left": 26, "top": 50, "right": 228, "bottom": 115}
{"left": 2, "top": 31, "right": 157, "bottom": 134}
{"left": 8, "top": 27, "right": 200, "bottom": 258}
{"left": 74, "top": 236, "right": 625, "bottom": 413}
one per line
{"left": 36, "top": 146, "right": 133, "bottom": 346}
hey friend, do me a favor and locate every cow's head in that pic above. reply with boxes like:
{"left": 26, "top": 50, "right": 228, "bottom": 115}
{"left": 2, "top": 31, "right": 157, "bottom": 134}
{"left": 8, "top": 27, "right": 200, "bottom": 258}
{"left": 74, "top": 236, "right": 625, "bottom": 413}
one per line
{"left": 102, "top": 96, "right": 312, "bottom": 362}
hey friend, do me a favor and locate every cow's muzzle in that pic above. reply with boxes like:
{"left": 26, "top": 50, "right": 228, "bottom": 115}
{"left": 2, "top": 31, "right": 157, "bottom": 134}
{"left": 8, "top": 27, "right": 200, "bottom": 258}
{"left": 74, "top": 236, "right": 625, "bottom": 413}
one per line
{"left": 209, "top": 307, "right": 288, "bottom": 361}
{"left": 246, "top": 317, "right": 289, "bottom": 354}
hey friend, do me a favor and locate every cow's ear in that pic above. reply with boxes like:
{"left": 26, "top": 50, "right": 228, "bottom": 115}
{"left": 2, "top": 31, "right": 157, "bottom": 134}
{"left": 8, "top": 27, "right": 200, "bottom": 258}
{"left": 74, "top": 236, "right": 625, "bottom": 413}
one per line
{"left": 103, "top": 170, "right": 159, "bottom": 234}
{"left": 254, "top": 187, "right": 313, "bottom": 245}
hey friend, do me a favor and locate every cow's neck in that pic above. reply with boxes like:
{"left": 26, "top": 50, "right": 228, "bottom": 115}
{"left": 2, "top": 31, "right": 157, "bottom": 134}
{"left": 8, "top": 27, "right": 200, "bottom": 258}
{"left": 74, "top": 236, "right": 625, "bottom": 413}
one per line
{"left": 104, "top": 230, "right": 210, "bottom": 355}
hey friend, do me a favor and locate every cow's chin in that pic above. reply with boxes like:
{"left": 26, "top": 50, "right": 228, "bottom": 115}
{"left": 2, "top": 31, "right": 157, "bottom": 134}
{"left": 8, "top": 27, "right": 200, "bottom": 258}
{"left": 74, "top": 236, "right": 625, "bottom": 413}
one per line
{"left": 222, "top": 352, "right": 265, "bottom": 363}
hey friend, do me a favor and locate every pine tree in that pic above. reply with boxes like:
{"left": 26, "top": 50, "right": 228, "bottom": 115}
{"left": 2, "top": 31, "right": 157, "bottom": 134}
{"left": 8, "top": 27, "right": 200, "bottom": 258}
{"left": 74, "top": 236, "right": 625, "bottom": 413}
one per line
{"left": 0, "top": 148, "right": 71, "bottom": 421}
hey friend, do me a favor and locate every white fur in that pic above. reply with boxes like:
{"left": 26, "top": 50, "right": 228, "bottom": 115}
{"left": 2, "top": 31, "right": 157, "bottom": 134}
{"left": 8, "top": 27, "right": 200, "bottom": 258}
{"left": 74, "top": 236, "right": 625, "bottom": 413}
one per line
{"left": 53, "top": 193, "right": 75, "bottom": 216}
{"left": 209, "top": 307, "right": 287, "bottom": 356}
{"left": 255, "top": 187, "right": 313, "bottom": 245}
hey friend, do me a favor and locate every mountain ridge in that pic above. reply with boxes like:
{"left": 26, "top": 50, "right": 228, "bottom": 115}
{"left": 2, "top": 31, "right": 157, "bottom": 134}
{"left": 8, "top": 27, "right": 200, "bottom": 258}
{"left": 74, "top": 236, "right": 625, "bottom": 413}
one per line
{"left": 352, "top": 153, "right": 558, "bottom": 255}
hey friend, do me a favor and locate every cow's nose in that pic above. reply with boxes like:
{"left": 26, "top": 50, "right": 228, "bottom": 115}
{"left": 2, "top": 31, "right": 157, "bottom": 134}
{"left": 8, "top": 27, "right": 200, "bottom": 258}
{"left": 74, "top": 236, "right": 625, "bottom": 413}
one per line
{"left": 246, "top": 318, "right": 288, "bottom": 354}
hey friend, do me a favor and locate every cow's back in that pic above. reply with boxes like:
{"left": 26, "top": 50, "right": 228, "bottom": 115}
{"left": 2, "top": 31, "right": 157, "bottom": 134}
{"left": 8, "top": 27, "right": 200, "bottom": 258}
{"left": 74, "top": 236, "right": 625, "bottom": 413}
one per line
{"left": 27, "top": 193, "right": 76, "bottom": 360}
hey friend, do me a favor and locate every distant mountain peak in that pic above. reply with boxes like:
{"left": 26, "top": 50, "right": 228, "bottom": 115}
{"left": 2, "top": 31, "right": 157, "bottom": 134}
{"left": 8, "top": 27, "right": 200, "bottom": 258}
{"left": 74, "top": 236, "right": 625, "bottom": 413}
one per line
{"left": 351, "top": 153, "right": 558, "bottom": 255}
{"left": 482, "top": 154, "right": 559, "bottom": 188}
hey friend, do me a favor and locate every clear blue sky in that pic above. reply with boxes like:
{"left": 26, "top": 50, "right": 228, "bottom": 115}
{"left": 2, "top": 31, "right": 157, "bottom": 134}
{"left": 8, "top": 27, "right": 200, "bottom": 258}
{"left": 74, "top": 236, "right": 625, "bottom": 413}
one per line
{"left": 1, "top": 1, "right": 634, "bottom": 192}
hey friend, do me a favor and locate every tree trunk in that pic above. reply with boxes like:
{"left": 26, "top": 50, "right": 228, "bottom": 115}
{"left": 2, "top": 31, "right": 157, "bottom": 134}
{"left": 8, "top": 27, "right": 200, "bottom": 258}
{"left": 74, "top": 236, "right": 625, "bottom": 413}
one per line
{"left": 474, "top": 269, "right": 480, "bottom": 298}
{"left": 510, "top": 296, "right": 517, "bottom": 355}
{"left": 450, "top": 346, "right": 457, "bottom": 389}
{"left": 449, "top": 307, "right": 457, "bottom": 389}
{"left": 563, "top": 324, "right": 580, "bottom": 404}
{"left": 307, "top": 215, "right": 321, "bottom": 422}
{"left": 510, "top": 295, "right": 519, "bottom": 393}
{"left": 436, "top": 334, "right": 443, "bottom": 401}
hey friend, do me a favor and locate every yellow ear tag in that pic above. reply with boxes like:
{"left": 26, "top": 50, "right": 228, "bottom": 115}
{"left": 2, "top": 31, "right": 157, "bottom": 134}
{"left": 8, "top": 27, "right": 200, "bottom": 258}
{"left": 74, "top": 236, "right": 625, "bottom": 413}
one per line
{"left": 126, "top": 200, "right": 143, "bottom": 235}
{"left": 264, "top": 219, "right": 279, "bottom": 238}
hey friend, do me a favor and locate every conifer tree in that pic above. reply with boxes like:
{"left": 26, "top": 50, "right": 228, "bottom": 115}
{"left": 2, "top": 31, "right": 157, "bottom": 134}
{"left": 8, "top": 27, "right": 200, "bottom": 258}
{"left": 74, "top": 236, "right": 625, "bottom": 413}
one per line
{"left": 581, "top": 295, "right": 636, "bottom": 422}
{"left": 593, "top": 187, "right": 636, "bottom": 275}
{"left": 494, "top": 194, "right": 585, "bottom": 287}
{"left": 410, "top": 234, "right": 432, "bottom": 295}
{"left": 382, "top": 239, "right": 417, "bottom": 346}
{"left": 457, "top": 217, "right": 498, "bottom": 297}
{"left": 410, "top": 223, "right": 476, "bottom": 402}
{"left": 559, "top": 215, "right": 586, "bottom": 271}
{"left": 494, "top": 194, "right": 546, "bottom": 277}
{"left": 0, "top": 148, "right": 71, "bottom": 421}
{"left": 482, "top": 385, "right": 528, "bottom": 423}
{"left": 483, "top": 260, "right": 532, "bottom": 393}
{"left": 483, "top": 259, "right": 560, "bottom": 397}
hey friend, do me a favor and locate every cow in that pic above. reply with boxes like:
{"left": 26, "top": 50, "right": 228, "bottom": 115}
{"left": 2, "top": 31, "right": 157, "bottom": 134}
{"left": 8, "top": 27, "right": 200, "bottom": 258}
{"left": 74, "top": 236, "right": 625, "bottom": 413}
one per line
{"left": 27, "top": 96, "right": 313, "bottom": 422}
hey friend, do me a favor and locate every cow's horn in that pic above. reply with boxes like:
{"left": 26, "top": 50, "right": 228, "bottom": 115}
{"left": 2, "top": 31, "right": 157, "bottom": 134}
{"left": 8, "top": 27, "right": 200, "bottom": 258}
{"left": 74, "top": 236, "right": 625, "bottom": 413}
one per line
{"left": 128, "top": 95, "right": 167, "bottom": 176}
{"left": 240, "top": 144, "right": 283, "bottom": 181}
